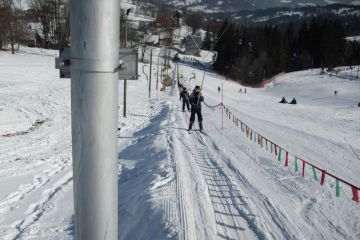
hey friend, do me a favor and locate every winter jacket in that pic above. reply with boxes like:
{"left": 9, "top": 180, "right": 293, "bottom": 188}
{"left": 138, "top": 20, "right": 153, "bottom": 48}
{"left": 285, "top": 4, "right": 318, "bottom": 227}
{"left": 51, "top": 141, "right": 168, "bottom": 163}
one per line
{"left": 179, "top": 88, "right": 183, "bottom": 100}
{"left": 189, "top": 92, "right": 204, "bottom": 109}
{"left": 289, "top": 98, "right": 297, "bottom": 104}
{"left": 181, "top": 90, "right": 190, "bottom": 101}
{"left": 279, "top": 97, "right": 287, "bottom": 103}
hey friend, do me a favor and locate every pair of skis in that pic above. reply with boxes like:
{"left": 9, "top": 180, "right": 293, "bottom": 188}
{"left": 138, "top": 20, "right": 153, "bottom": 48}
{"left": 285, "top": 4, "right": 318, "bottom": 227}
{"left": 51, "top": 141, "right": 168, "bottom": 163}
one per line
{"left": 188, "top": 129, "right": 206, "bottom": 135}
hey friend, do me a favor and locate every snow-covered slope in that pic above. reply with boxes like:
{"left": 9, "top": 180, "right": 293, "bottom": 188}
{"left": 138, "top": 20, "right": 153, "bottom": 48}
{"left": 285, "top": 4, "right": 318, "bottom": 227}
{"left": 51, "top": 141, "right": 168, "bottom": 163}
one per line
{"left": 166, "top": 59, "right": 360, "bottom": 239}
{"left": 0, "top": 48, "right": 73, "bottom": 239}
{"left": 0, "top": 47, "right": 359, "bottom": 239}
{"left": 0, "top": 47, "right": 159, "bottom": 239}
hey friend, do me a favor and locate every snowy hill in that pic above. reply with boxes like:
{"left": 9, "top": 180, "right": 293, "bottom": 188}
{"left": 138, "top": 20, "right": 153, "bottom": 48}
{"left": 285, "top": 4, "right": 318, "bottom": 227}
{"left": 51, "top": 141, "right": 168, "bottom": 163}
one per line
{"left": 0, "top": 47, "right": 359, "bottom": 239}
{"left": 230, "top": 3, "right": 360, "bottom": 21}
{"left": 153, "top": 0, "right": 360, "bottom": 11}
{"left": 206, "top": 4, "right": 360, "bottom": 36}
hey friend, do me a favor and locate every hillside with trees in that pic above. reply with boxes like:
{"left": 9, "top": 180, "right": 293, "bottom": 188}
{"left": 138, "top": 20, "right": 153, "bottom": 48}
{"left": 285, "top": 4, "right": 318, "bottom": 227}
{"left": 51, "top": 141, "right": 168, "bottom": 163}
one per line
{"left": 211, "top": 18, "right": 360, "bottom": 85}
{"left": 205, "top": 4, "right": 360, "bottom": 36}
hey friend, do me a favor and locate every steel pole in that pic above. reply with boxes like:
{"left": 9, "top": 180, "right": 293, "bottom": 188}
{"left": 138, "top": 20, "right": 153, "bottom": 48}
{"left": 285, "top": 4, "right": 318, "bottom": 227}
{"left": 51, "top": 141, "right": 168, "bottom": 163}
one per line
{"left": 222, "top": 82, "right": 224, "bottom": 130}
{"left": 70, "top": 0, "right": 119, "bottom": 239}
{"left": 149, "top": 49, "right": 152, "bottom": 99}
{"left": 124, "top": 80, "right": 127, "bottom": 117}
{"left": 177, "top": 63, "right": 179, "bottom": 86}
{"left": 156, "top": 57, "right": 159, "bottom": 90}
{"left": 124, "top": 16, "right": 128, "bottom": 118}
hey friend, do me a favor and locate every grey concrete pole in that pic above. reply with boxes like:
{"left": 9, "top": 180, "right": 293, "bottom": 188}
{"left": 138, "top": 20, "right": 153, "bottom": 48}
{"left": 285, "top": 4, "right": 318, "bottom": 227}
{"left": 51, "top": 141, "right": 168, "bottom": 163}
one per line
{"left": 124, "top": 15, "right": 128, "bottom": 118}
{"left": 177, "top": 63, "right": 179, "bottom": 86}
{"left": 222, "top": 82, "right": 224, "bottom": 130}
{"left": 70, "top": 0, "right": 119, "bottom": 239}
{"left": 149, "top": 49, "right": 152, "bottom": 99}
{"left": 124, "top": 80, "right": 127, "bottom": 117}
{"left": 156, "top": 57, "right": 159, "bottom": 90}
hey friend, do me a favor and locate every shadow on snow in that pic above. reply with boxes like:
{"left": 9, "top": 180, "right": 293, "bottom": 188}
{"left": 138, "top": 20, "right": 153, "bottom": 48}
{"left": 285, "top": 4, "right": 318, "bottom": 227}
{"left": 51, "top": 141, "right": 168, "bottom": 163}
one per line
{"left": 117, "top": 105, "right": 176, "bottom": 240}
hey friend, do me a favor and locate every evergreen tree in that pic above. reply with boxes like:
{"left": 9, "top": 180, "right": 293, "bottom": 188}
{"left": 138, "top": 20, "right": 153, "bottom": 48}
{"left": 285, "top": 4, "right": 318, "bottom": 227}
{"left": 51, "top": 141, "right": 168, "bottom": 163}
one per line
{"left": 202, "top": 24, "right": 212, "bottom": 50}
{"left": 323, "top": 20, "right": 345, "bottom": 70}
{"left": 213, "top": 18, "right": 350, "bottom": 86}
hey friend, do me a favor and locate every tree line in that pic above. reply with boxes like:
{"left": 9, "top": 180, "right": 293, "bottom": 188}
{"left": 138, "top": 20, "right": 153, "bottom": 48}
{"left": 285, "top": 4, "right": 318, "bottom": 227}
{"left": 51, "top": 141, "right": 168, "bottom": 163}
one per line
{"left": 29, "top": 0, "right": 69, "bottom": 48}
{"left": 0, "top": 0, "right": 69, "bottom": 53}
{"left": 207, "top": 18, "right": 360, "bottom": 86}
{"left": 0, "top": 0, "right": 25, "bottom": 53}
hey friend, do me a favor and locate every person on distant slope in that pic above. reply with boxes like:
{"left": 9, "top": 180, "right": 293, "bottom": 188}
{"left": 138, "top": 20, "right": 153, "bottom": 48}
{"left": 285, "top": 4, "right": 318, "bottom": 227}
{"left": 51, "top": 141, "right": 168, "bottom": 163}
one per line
{"left": 181, "top": 87, "right": 190, "bottom": 112}
{"left": 218, "top": 86, "right": 221, "bottom": 93}
{"left": 334, "top": 90, "right": 338, "bottom": 96}
{"left": 279, "top": 97, "right": 288, "bottom": 103}
{"left": 289, "top": 98, "right": 297, "bottom": 105}
{"left": 188, "top": 86, "right": 204, "bottom": 131}
{"left": 358, "top": 102, "right": 360, "bottom": 107}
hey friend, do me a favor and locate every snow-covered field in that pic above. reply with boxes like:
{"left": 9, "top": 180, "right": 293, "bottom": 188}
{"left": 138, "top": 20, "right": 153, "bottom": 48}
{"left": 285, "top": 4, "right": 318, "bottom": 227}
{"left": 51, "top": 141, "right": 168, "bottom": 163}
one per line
{"left": 0, "top": 48, "right": 73, "bottom": 239}
{"left": 0, "top": 46, "right": 359, "bottom": 239}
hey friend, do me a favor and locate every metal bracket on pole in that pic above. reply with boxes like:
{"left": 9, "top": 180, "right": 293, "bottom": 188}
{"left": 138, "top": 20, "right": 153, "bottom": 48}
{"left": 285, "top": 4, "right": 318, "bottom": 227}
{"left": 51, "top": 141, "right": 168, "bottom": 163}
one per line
{"left": 117, "top": 48, "right": 138, "bottom": 80}
{"left": 55, "top": 46, "right": 71, "bottom": 78}
{"left": 55, "top": 47, "right": 138, "bottom": 80}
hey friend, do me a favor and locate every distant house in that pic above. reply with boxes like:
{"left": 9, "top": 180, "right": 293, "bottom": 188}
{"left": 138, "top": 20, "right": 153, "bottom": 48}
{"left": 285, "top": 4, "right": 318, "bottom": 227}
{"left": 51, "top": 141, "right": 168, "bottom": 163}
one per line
{"left": 159, "top": 31, "right": 172, "bottom": 46}
{"left": 184, "top": 33, "right": 202, "bottom": 55}
{"left": 143, "top": 33, "right": 159, "bottom": 45}
{"left": 22, "top": 22, "right": 45, "bottom": 47}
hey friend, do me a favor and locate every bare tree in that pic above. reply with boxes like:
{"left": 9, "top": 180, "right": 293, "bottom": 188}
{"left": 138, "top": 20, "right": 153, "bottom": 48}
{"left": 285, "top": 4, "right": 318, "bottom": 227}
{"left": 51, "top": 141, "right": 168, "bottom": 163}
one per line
{"left": 0, "top": 2, "right": 11, "bottom": 49}
{"left": 30, "top": 0, "right": 69, "bottom": 48}
{"left": 0, "top": 0, "right": 26, "bottom": 53}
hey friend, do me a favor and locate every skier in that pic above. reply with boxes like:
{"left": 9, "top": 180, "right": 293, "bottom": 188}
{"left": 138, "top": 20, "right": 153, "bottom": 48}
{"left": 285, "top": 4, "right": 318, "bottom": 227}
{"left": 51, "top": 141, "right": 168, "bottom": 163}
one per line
{"left": 181, "top": 87, "right": 190, "bottom": 111}
{"left": 334, "top": 90, "right": 338, "bottom": 96}
{"left": 358, "top": 102, "right": 360, "bottom": 107}
{"left": 244, "top": 88, "right": 247, "bottom": 93}
{"left": 218, "top": 86, "right": 221, "bottom": 93}
{"left": 289, "top": 98, "right": 297, "bottom": 105}
{"left": 239, "top": 88, "right": 242, "bottom": 93}
{"left": 179, "top": 86, "right": 184, "bottom": 100}
{"left": 279, "top": 97, "right": 288, "bottom": 103}
{"left": 188, "top": 86, "right": 204, "bottom": 131}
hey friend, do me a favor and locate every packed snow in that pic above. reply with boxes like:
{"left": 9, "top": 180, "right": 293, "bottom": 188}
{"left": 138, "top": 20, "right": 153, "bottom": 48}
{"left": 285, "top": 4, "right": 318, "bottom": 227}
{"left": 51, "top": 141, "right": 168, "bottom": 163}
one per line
{"left": 0, "top": 46, "right": 359, "bottom": 240}
{"left": 346, "top": 35, "right": 360, "bottom": 42}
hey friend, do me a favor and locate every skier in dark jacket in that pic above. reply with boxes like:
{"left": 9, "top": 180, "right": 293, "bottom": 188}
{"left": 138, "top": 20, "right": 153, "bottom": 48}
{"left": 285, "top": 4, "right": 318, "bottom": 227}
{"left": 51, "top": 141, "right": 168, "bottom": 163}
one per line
{"left": 289, "top": 98, "right": 297, "bottom": 105}
{"left": 279, "top": 97, "right": 288, "bottom": 103}
{"left": 179, "top": 87, "right": 184, "bottom": 100}
{"left": 188, "top": 86, "right": 204, "bottom": 131}
{"left": 181, "top": 87, "right": 190, "bottom": 111}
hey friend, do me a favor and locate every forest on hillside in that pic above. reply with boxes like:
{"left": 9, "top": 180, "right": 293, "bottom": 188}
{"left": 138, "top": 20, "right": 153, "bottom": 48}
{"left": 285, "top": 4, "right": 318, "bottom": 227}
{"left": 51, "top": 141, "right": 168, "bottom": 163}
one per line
{"left": 206, "top": 18, "right": 360, "bottom": 85}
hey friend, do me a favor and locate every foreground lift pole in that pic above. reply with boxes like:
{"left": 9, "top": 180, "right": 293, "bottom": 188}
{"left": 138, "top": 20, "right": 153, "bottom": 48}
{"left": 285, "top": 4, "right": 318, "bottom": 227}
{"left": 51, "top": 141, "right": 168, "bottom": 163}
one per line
{"left": 71, "top": 0, "right": 119, "bottom": 239}
{"left": 156, "top": 57, "right": 159, "bottom": 90}
{"left": 123, "top": 11, "right": 129, "bottom": 118}
{"left": 222, "top": 82, "right": 224, "bottom": 130}
{"left": 149, "top": 49, "right": 152, "bottom": 99}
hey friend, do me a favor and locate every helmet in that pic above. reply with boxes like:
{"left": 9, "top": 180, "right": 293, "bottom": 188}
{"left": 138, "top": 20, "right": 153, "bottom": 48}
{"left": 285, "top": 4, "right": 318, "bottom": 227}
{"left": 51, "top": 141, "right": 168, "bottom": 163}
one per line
{"left": 194, "top": 85, "right": 201, "bottom": 93}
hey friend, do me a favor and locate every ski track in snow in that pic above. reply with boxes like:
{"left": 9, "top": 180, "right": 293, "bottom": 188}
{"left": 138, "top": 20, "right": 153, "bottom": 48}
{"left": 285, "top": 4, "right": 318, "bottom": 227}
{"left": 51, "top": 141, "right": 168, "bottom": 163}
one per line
{"left": 163, "top": 92, "right": 261, "bottom": 240}
{"left": 12, "top": 174, "right": 73, "bottom": 240}
{"left": 349, "top": 144, "right": 360, "bottom": 161}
